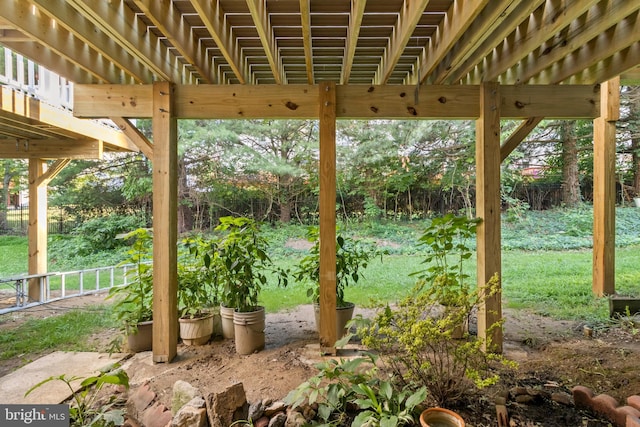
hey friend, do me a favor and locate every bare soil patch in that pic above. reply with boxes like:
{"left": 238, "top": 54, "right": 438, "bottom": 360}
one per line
{"left": 2, "top": 295, "right": 640, "bottom": 426}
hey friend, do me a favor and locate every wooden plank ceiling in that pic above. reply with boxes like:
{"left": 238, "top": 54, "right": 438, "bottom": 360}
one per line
{"left": 0, "top": 0, "right": 638, "bottom": 88}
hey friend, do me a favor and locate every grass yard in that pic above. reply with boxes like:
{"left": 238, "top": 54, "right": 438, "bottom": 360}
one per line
{"left": 1, "top": 205, "right": 640, "bottom": 359}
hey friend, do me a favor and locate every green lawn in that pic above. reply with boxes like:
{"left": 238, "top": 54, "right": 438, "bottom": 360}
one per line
{"left": 2, "top": 206, "right": 640, "bottom": 324}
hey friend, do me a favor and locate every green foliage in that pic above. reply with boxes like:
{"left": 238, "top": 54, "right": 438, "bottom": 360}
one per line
{"left": 216, "top": 216, "right": 288, "bottom": 312}
{"left": 25, "top": 363, "right": 129, "bottom": 427}
{"left": 71, "top": 213, "right": 147, "bottom": 254}
{"left": 177, "top": 235, "right": 221, "bottom": 318}
{"left": 411, "top": 214, "right": 480, "bottom": 307}
{"left": 107, "top": 229, "right": 154, "bottom": 332}
{"left": 284, "top": 353, "right": 426, "bottom": 426}
{"left": 292, "top": 226, "right": 382, "bottom": 306}
{"left": 359, "top": 274, "right": 511, "bottom": 407}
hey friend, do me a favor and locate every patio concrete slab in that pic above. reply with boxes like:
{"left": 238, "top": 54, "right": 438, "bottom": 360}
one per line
{"left": 0, "top": 351, "right": 128, "bottom": 404}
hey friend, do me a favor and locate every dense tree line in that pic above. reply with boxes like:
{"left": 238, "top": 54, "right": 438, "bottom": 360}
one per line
{"left": 1, "top": 87, "right": 639, "bottom": 233}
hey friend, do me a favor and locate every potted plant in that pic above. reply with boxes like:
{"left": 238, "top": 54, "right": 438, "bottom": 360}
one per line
{"left": 107, "top": 228, "right": 154, "bottom": 352}
{"left": 215, "top": 216, "right": 288, "bottom": 354}
{"left": 177, "top": 236, "right": 221, "bottom": 345}
{"left": 410, "top": 214, "right": 480, "bottom": 337}
{"left": 293, "top": 226, "right": 381, "bottom": 338}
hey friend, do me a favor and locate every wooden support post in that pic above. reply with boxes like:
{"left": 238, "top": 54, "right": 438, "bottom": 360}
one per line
{"left": 152, "top": 81, "right": 178, "bottom": 363}
{"left": 27, "top": 158, "right": 48, "bottom": 302}
{"left": 593, "top": 77, "right": 619, "bottom": 296}
{"left": 476, "top": 82, "right": 503, "bottom": 353}
{"left": 318, "top": 81, "right": 337, "bottom": 352}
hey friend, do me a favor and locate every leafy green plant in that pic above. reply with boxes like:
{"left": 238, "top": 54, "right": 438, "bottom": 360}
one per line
{"left": 73, "top": 213, "right": 147, "bottom": 254}
{"left": 25, "top": 363, "right": 129, "bottom": 427}
{"left": 411, "top": 214, "right": 479, "bottom": 309}
{"left": 216, "top": 216, "right": 288, "bottom": 313}
{"left": 285, "top": 353, "right": 426, "bottom": 426}
{"left": 293, "top": 226, "right": 382, "bottom": 307}
{"left": 177, "top": 235, "right": 221, "bottom": 318}
{"left": 359, "top": 274, "right": 513, "bottom": 407}
{"left": 107, "top": 228, "right": 153, "bottom": 333}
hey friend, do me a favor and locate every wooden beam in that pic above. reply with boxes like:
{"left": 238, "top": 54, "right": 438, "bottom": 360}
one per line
{"left": 246, "top": 0, "right": 283, "bottom": 84}
{"left": 500, "top": 117, "right": 544, "bottom": 162}
{"left": 110, "top": 117, "right": 154, "bottom": 160}
{"left": 35, "top": 159, "right": 72, "bottom": 187}
{"left": 432, "top": 0, "right": 544, "bottom": 84}
{"left": 133, "top": 0, "right": 215, "bottom": 84}
{"left": 299, "top": 0, "right": 314, "bottom": 84}
{"left": 476, "top": 82, "right": 503, "bottom": 353}
{"left": 189, "top": 0, "right": 246, "bottom": 84}
{"left": 0, "top": 29, "right": 31, "bottom": 42}
{"left": 74, "top": 85, "right": 154, "bottom": 118}
{"left": 500, "top": 84, "right": 600, "bottom": 118}
{"left": 467, "top": 0, "right": 599, "bottom": 84}
{"left": 151, "top": 81, "right": 178, "bottom": 363}
{"left": 511, "top": 1, "right": 640, "bottom": 85}
{"left": 340, "top": 0, "right": 366, "bottom": 85}
{"left": 31, "top": 0, "right": 151, "bottom": 84}
{"left": 27, "top": 159, "right": 47, "bottom": 302}
{"left": 0, "top": 40, "right": 92, "bottom": 84}
{"left": 376, "top": 0, "right": 430, "bottom": 84}
{"left": 1, "top": 86, "right": 138, "bottom": 152}
{"left": 568, "top": 41, "right": 640, "bottom": 85}
{"left": 0, "top": 138, "right": 102, "bottom": 159}
{"left": 318, "top": 81, "right": 337, "bottom": 352}
{"left": 73, "top": 84, "right": 600, "bottom": 120}
{"left": 416, "top": 0, "right": 490, "bottom": 84}
{"left": 2, "top": 0, "right": 119, "bottom": 83}
{"left": 593, "top": 77, "right": 619, "bottom": 296}
{"left": 66, "top": 0, "right": 182, "bottom": 82}
{"left": 530, "top": 8, "right": 640, "bottom": 85}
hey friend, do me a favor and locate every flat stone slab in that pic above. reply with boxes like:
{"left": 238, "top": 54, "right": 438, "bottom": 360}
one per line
{"left": 0, "top": 351, "right": 128, "bottom": 404}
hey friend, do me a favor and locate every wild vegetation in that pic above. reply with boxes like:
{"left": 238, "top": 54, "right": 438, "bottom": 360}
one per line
{"left": 1, "top": 85, "right": 639, "bottom": 235}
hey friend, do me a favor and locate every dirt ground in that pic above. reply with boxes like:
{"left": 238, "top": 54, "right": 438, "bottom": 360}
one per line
{"left": 1, "top": 294, "right": 640, "bottom": 426}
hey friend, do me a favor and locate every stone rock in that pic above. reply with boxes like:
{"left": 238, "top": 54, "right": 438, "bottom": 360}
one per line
{"left": 170, "top": 402, "right": 208, "bottom": 427}
{"left": 254, "top": 416, "right": 269, "bottom": 427}
{"left": 268, "top": 412, "right": 287, "bottom": 427}
{"left": 206, "top": 382, "right": 248, "bottom": 427}
{"left": 264, "top": 401, "right": 287, "bottom": 417}
{"left": 284, "top": 411, "right": 306, "bottom": 427}
{"left": 248, "top": 400, "right": 265, "bottom": 421}
{"left": 172, "top": 380, "right": 201, "bottom": 414}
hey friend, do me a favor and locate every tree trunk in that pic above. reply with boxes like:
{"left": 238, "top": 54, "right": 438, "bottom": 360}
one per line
{"left": 0, "top": 162, "right": 12, "bottom": 230}
{"left": 177, "top": 158, "right": 194, "bottom": 233}
{"left": 560, "top": 120, "right": 580, "bottom": 207}
{"left": 279, "top": 202, "right": 291, "bottom": 223}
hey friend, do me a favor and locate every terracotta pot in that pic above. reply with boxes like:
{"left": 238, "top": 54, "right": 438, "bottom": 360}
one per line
{"left": 419, "top": 408, "right": 465, "bottom": 427}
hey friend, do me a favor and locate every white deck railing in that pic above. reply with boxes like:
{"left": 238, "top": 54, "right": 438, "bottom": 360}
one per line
{"left": 0, "top": 47, "right": 73, "bottom": 109}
